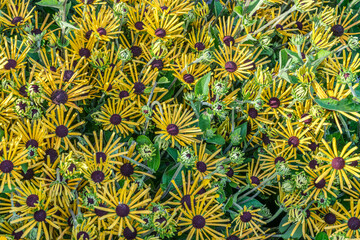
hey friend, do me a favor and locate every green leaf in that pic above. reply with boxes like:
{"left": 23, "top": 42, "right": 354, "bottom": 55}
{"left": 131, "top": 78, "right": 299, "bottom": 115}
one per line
{"left": 21, "top": 163, "right": 28, "bottom": 174}
{"left": 245, "top": 0, "right": 263, "bottom": 15}
{"left": 280, "top": 49, "right": 289, "bottom": 69}
{"left": 240, "top": 198, "right": 263, "bottom": 208}
{"left": 230, "top": 122, "right": 247, "bottom": 145}
{"left": 60, "top": 21, "right": 80, "bottom": 30}
{"left": 285, "top": 49, "right": 302, "bottom": 64}
{"left": 36, "top": 0, "right": 62, "bottom": 8}
{"left": 214, "top": 0, "right": 223, "bottom": 16}
{"left": 309, "top": 49, "right": 331, "bottom": 69}
{"left": 315, "top": 232, "right": 329, "bottom": 240}
{"left": 224, "top": 196, "right": 233, "bottom": 210}
{"left": 206, "top": 134, "right": 225, "bottom": 145}
{"left": 315, "top": 97, "right": 360, "bottom": 113}
{"left": 233, "top": 6, "right": 243, "bottom": 16}
{"left": 0, "top": 128, "right": 4, "bottom": 140}
{"left": 282, "top": 223, "right": 303, "bottom": 239}
{"left": 279, "top": 215, "right": 290, "bottom": 233}
{"left": 2, "top": 184, "right": 15, "bottom": 193}
{"left": 136, "top": 135, "right": 152, "bottom": 145}
{"left": 144, "top": 87, "right": 152, "bottom": 94}
{"left": 167, "top": 148, "right": 178, "bottom": 161}
{"left": 199, "top": 113, "right": 211, "bottom": 131}
{"left": 279, "top": 71, "right": 298, "bottom": 84}
{"left": 158, "top": 76, "right": 169, "bottom": 84}
{"left": 161, "top": 165, "right": 183, "bottom": 191}
{"left": 195, "top": 73, "right": 211, "bottom": 96}
{"left": 148, "top": 144, "right": 160, "bottom": 171}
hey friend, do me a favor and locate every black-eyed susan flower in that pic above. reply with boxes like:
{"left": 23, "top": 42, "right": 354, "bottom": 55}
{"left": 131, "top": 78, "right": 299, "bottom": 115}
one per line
{"left": 83, "top": 155, "right": 113, "bottom": 188}
{"left": 43, "top": 107, "right": 84, "bottom": 151}
{"left": 153, "top": 103, "right": 202, "bottom": 147}
{"left": 216, "top": 16, "right": 246, "bottom": 47}
{"left": 147, "top": 0, "right": 193, "bottom": 16}
{"left": 93, "top": 98, "right": 139, "bottom": 136}
{"left": 0, "top": 36, "right": 30, "bottom": 74}
{"left": 0, "top": 0, "right": 34, "bottom": 34}
{"left": 0, "top": 138, "right": 28, "bottom": 192}
{"left": 327, "top": 198, "right": 360, "bottom": 238}
{"left": 232, "top": 206, "right": 266, "bottom": 237}
{"left": 315, "top": 137, "right": 360, "bottom": 190}
{"left": 187, "top": 25, "right": 214, "bottom": 52}
{"left": 95, "top": 181, "right": 152, "bottom": 236}
{"left": 40, "top": 71, "right": 92, "bottom": 113}
{"left": 144, "top": 10, "right": 183, "bottom": 41}
{"left": 213, "top": 46, "right": 254, "bottom": 82}
{"left": 330, "top": 7, "right": 360, "bottom": 46}
{"left": 77, "top": 130, "right": 126, "bottom": 164}
{"left": 178, "top": 194, "right": 229, "bottom": 239}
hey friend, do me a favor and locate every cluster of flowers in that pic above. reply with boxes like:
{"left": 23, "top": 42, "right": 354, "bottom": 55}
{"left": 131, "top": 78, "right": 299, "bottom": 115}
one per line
{"left": 1, "top": 0, "right": 360, "bottom": 239}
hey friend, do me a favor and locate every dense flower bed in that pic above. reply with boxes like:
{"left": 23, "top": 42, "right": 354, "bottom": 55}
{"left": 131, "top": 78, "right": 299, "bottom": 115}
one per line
{"left": 1, "top": 0, "right": 360, "bottom": 239}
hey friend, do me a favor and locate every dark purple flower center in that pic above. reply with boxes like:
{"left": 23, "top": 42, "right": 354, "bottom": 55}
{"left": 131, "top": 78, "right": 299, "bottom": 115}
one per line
{"left": 183, "top": 74, "right": 195, "bottom": 84}
{"left": 269, "top": 97, "right": 280, "bottom": 108}
{"left": 331, "top": 25, "right": 344, "bottom": 37}
{"left": 251, "top": 176, "right": 260, "bottom": 185}
{"left": 12, "top": 230, "right": 23, "bottom": 240}
{"left": 17, "top": 101, "right": 27, "bottom": 111}
{"left": 181, "top": 195, "right": 195, "bottom": 210}
{"left": 119, "top": 90, "right": 130, "bottom": 99}
{"left": 196, "top": 187, "right": 206, "bottom": 195}
{"left": 348, "top": 217, "right": 360, "bottom": 230}
{"left": 85, "top": 30, "right": 93, "bottom": 40}
{"left": 194, "top": 42, "right": 205, "bottom": 51}
{"left": 116, "top": 204, "right": 130, "bottom": 217}
{"left": 34, "top": 210, "right": 47, "bottom": 222}
{"left": 130, "top": 46, "right": 142, "bottom": 57}
{"left": 262, "top": 134, "right": 271, "bottom": 145}
{"left": 308, "top": 142, "right": 319, "bottom": 152}
{"left": 31, "top": 28, "right": 42, "bottom": 35}
{"left": 44, "top": 148, "right": 58, "bottom": 163}
{"left": 151, "top": 59, "right": 164, "bottom": 70}
{"left": 288, "top": 136, "right": 300, "bottom": 147}
{"left": 314, "top": 178, "right": 326, "bottom": 189}
{"left": 134, "top": 21, "right": 144, "bottom": 30}
{"left": 225, "top": 61, "right": 237, "bottom": 72}
{"left": 240, "top": 212, "right": 252, "bottom": 222}
{"left": 155, "top": 28, "right": 166, "bottom": 38}
{"left": 26, "top": 194, "right": 39, "bottom": 207}
{"left": 223, "top": 36, "right": 235, "bottom": 46}
{"left": 276, "top": 24, "right": 283, "bottom": 30}
{"left": 4, "top": 59, "right": 17, "bottom": 70}
{"left": 110, "top": 114, "right": 122, "bottom": 125}
{"left": 308, "top": 160, "right": 318, "bottom": 169}
{"left": 11, "top": 16, "right": 23, "bottom": 25}
{"left": 79, "top": 48, "right": 91, "bottom": 58}
{"left": 55, "top": 125, "right": 68, "bottom": 138}
{"left": 120, "top": 163, "right": 134, "bottom": 177}
{"left": 324, "top": 213, "right": 336, "bottom": 224}
{"left": 97, "top": 28, "right": 107, "bottom": 36}
{"left": 77, "top": 231, "right": 90, "bottom": 240}
{"left": 26, "top": 139, "right": 39, "bottom": 149}
{"left": 226, "top": 167, "right": 234, "bottom": 177}
{"left": 68, "top": 163, "right": 76, "bottom": 172}
{"left": 196, "top": 161, "right": 207, "bottom": 172}
{"left": 19, "top": 85, "right": 28, "bottom": 97}
{"left": 123, "top": 227, "right": 137, "bottom": 240}
{"left": 96, "top": 152, "right": 107, "bottom": 163}
{"left": 51, "top": 89, "right": 68, "bottom": 104}
{"left": 350, "top": 160, "right": 358, "bottom": 167}
{"left": 166, "top": 124, "right": 179, "bottom": 136}
{"left": 248, "top": 108, "right": 258, "bottom": 118}
{"left": 192, "top": 215, "right": 206, "bottom": 229}
{"left": 133, "top": 82, "right": 145, "bottom": 94}
{"left": 21, "top": 168, "right": 34, "bottom": 180}
{"left": 95, "top": 203, "right": 108, "bottom": 217}
{"left": 296, "top": 21, "right": 303, "bottom": 30}
{"left": 332, "top": 157, "right": 345, "bottom": 170}
{"left": 0, "top": 160, "right": 13, "bottom": 173}
{"left": 63, "top": 70, "right": 74, "bottom": 82}
{"left": 301, "top": 113, "right": 312, "bottom": 124}
{"left": 274, "top": 156, "right": 285, "bottom": 164}
{"left": 91, "top": 170, "right": 105, "bottom": 183}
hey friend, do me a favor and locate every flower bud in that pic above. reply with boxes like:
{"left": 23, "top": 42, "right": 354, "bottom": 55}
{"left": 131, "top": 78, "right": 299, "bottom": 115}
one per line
{"left": 178, "top": 146, "right": 197, "bottom": 167}
{"left": 348, "top": 36, "right": 359, "bottom": 50}
{"left": 141, "top": 105, "right": 153, "bottom": 119}
{"left": 228, "top": 148, "right": 245, "bottom": 164}
{"left": 290, "top": 34, "right": 305, "bottom": 46}
{"left": 118, "top": 48, "right": 132, "bottom": 62}
{"left": 292, "top": 84, "right": 309, "bottom": 102}
{"left": 254, "top": 66, "right": 272, "bottom": 87}
{"left": 138, "top": 143, "right": 156, "bottom": 161}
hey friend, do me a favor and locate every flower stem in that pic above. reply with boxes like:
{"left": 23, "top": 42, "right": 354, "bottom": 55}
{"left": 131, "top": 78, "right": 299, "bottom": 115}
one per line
{"left": 238, "top": 173, "right": 276, "bottom": 200}
{"left": 265, "top": 207, "right": 284, "bottom": 224}
{"left": 161, "top": 162, "right": 183, "bottom": 200}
